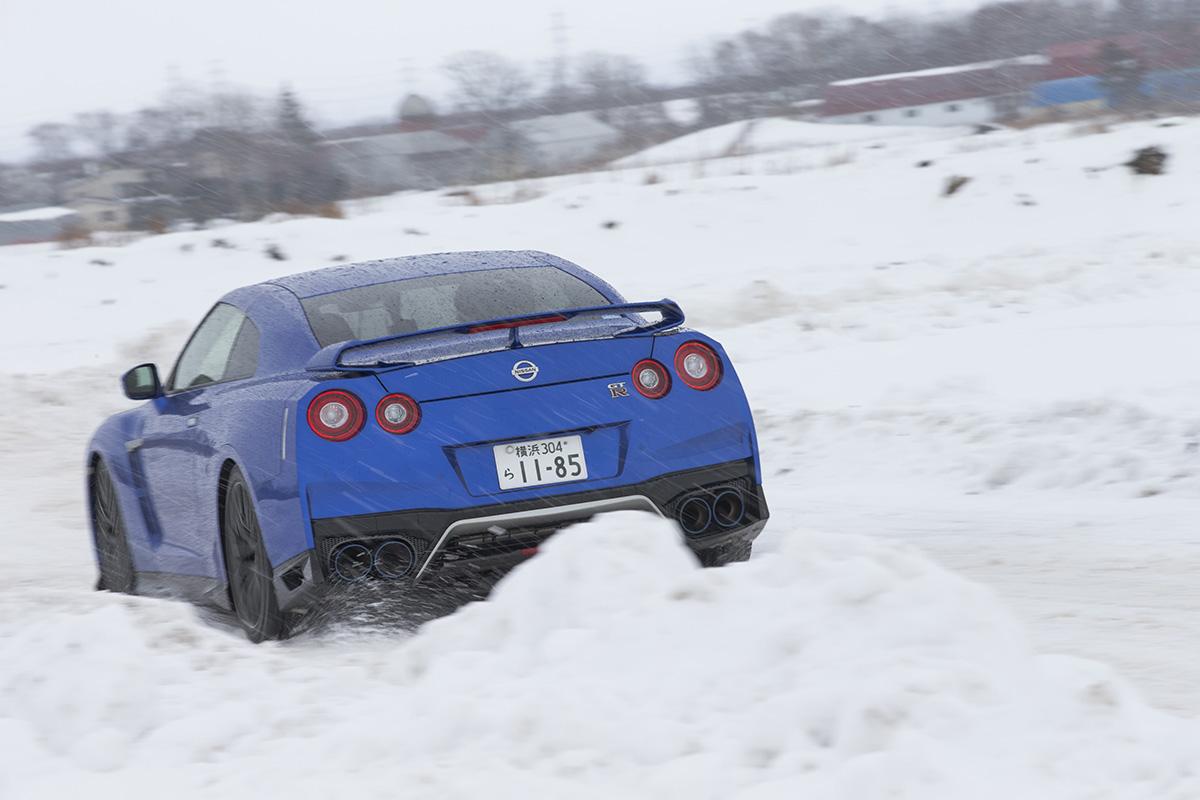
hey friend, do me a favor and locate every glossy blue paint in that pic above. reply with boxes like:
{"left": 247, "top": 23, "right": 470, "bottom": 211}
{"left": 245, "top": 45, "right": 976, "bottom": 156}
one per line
{"left": 87, "top": 250, "right": 765, "bottom": 589}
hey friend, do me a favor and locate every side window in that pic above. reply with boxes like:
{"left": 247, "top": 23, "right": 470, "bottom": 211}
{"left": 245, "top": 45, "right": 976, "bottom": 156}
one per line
{"left": 170, "top": 304, "right": 253, "bottom": 390}
{"left": 224, "top": 318, "right": 260, "bottom": 382}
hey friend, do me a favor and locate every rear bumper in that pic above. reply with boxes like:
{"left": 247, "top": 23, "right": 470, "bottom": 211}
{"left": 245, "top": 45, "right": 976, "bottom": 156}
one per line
{"left": 273, "top": 459, "right": 767, "bottom": 612}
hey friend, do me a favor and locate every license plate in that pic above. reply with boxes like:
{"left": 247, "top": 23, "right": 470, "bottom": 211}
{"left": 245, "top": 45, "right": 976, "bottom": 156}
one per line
{"left": 493, "top": 435, "right": 588, "bottom": 490}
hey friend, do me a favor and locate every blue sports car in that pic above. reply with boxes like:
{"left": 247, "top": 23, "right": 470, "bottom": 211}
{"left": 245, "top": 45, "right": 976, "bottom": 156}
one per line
{"left": 87, "top": 251, "right": 769, "bottom": 640}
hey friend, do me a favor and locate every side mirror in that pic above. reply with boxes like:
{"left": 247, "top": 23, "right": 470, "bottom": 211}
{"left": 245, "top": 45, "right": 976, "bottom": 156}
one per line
{"left": 122, "top": 363, "right": 163, "bottom": 400}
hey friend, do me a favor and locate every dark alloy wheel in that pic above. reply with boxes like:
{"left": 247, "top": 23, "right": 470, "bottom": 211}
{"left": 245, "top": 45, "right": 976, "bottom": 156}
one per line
{"left": 222, "top": 466, "right": 284, "bottom": 642}
{"left": 91, "top": 459, "right": 137, "bottom": 593}
{"left": 698, "top": 540, "right": 753, "bottom": 568}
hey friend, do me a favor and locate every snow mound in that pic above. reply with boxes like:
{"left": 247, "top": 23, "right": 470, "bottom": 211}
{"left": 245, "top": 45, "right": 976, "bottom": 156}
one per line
{"left": 2, "top": 513, "right": 1196, "bottom": 798}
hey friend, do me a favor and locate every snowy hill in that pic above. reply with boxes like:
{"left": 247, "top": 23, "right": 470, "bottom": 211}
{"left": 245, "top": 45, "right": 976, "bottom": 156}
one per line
{"left": 611, "top": 117, "right": 973, "bottom": 167}
{"left": 2, "top": 114, "right": 1200, "bottom": 797}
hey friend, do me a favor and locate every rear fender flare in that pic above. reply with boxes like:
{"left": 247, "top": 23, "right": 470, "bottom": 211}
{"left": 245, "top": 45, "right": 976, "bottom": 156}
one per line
{"left": 86, "top": 410, "right": 153, "bottom": 570}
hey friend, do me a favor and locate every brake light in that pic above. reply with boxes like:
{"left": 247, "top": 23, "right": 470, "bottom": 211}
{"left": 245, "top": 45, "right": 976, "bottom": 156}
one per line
{"left": 632, "top": 358, "right": 671, "bottom": 399}
{"left": 674, "top": 341, "right": 722, "bottom": 391}
{"left": 375, "top": 393, "right": 421, "bottom": 435}
{"left": 307, "top": 390, "right": 365, "bottom": 441}
{"left": 467, "top": 314, "right": 568, "bottom": 333}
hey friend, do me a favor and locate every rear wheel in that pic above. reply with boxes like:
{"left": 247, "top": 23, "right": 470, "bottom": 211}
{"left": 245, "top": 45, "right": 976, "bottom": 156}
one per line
{"left": 91, "top": 459, "right": 137, "bottom": 593}
{"left": 698, "top": 540, "right": 753, "bottom": 567}
{"left": 222, "top": 467, "right": 284, "bottom": 642}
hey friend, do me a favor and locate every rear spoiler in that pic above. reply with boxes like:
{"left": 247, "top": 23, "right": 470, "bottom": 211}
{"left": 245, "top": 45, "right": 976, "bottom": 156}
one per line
{"left": 305, "top": 298, "right": 686, "bottom": 372}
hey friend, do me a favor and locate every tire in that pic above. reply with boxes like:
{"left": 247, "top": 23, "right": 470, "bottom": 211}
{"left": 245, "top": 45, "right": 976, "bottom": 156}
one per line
{"left": 91, "top": 459, "right": 137, "bottom": 593}
{"left": 221, "top": 466, "right": 284, "bottom": 642}
{"left": 698, "top": 540, "right": 753, "bottom": 568}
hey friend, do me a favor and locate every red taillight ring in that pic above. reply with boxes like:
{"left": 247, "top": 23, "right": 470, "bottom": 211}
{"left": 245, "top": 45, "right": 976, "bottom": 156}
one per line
{"left": 674, "top": 341, "right": 723, "bottom": 391}
{"left": 375, "top": 393, "right": 421, "bottom": 435}
{"left": 632, "top": 358, "right": 671, "bottom": 399}
{"left": 307, "top": 389, "right": 366, "bottom": 442}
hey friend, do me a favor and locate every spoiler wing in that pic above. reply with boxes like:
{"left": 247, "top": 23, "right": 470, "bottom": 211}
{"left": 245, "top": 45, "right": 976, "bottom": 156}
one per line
{"left": 305, "top": 299, "right": 686, "bottom": 372}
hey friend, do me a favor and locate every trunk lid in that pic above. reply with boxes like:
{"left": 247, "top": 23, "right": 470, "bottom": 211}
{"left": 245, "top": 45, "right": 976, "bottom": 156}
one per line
{"left": 372, "top": 336, "right": 653, "bottom": 401}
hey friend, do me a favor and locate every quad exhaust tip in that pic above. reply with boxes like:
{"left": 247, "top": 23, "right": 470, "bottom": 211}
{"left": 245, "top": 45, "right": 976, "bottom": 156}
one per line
{"left": 677, "top": 496, "right": 713, "bottom": 536}
{"left": 329, "top": 538, "right": 419, "bottom": 581}
{"left": 330, "top": 542, "right": 373, "bottom": 582}
{"left": 677, "top": 488, "right": 746, "bottom": 536}
{"left": 373, "top": 539, "right": 418, "bottom": 580}
{"left": 712, "top": 490, "right": 745, "bottom": 529}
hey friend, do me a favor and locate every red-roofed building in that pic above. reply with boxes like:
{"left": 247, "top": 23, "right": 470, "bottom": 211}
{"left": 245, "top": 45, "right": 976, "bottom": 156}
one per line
{"left": 822, "top": 55, "right": 1049, "bottom": 126}
{"left": 1045, "top": 31, "right": 1200, "bottom": 79}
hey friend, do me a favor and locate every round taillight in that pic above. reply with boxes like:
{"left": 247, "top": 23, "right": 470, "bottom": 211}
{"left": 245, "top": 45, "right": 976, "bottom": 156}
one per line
{"left": 375, "top": 393, "right": 421, "bottom": 435}
{"left": 307, "top": 389, "right": 365, "bottom": 441}
{"left": 632, "top": 358, "right": 671, "bottom": 399}
{"left": 674, "top": 341, "right": 722, "bottom": 391}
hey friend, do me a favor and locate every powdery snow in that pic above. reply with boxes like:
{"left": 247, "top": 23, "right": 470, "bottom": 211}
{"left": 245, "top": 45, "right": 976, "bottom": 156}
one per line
{"left": 1, "top": 516, "right": 1197, "bottom": 799}
{"left": 2, "top": 114, "right": 1200, "bottom": 795}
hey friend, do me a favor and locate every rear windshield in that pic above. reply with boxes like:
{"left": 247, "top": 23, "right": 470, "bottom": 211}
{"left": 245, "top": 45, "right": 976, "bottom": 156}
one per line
{"left": 302, "top": 266, "right": 609, "bottom": 347}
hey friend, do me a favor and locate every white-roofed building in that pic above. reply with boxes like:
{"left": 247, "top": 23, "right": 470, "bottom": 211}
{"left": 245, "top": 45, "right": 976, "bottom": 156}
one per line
{"left": 0, "top": 206, "right": 82, "bottom": 246}
{"left": 326, "top": 129, "right": 477, "bottom": 195}
{"left": 509, "top": 112, "right": 622, "bottom": 172}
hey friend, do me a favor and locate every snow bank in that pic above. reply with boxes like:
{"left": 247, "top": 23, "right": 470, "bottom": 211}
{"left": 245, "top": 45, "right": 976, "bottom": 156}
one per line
{"left": 2, "top": 514, "right": 1196, "bottom": 798}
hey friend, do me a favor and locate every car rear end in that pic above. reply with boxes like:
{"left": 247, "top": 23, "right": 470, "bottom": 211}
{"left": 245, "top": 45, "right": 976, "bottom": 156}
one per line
{"left": 290, "top": 328, "right": 765, "bottom": 587}
{"left": 271, "top": 263, "right": 767, "bottom": 598}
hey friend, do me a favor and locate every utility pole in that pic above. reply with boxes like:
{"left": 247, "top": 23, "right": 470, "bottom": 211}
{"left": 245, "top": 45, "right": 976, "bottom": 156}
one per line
{"left": 400, "top": 57, "right": 418, "bottom": 91}
{"left": 549, "top": 8, "right": 569, "bottom": 107}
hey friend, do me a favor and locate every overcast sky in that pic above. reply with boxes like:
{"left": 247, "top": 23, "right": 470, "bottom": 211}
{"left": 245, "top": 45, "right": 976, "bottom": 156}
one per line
{"left": 0, "top": 0, "right": 981, "bottom": 160}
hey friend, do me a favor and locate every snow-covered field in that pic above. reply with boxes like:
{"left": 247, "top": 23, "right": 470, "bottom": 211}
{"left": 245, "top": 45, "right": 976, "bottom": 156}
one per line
{"left": 2, "top": 115, "right": 1199, "bottom": 797}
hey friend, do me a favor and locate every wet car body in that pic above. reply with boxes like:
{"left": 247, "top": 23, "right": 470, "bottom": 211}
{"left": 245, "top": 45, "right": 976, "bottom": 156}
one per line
{"left": 86, "top": 250, "right": 768, "bottom": 639}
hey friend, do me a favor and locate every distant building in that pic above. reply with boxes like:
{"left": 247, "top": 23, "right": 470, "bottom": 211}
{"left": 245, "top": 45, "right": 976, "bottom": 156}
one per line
{"left": 396, "top": 93, "right": 438, "bottom": 129}
{"left": 326, "top": 129, "right": 477, "bottom": 195}
{"left": 1043, "top": 32, "right": 1199, "bottom": 81}
{"left": 822, "top": 55, "right": 1049, "bottom": 126}
{"left": 62, "top": 167, "right": 172, "bottom": 231}
{"left": 509, "top": 112, "right": 621, "bottom": 171}
{"left": 0, "top": 206, "right": 82, "bottom": 246}
{"left": 326, "top": 93, "right": 480, "bottom": 194}
{"left": 1030, "top": 32, "right": 1200, "bottom": 117}
{"left": 327, "top": 102, "right": 624, "bottom": 195}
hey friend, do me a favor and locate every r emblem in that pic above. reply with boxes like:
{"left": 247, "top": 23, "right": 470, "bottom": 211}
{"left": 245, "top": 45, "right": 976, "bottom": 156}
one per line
{"left": 608, "top": 381, "right": 629, "bottom": 398}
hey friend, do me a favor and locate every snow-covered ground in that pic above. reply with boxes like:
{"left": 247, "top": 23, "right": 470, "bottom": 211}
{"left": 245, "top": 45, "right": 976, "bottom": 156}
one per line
{"left": 612, "top": 118, "right": 972, "bottom": 167}
{"left": 2, "top": 116, "right": 1200, "bottom": 797}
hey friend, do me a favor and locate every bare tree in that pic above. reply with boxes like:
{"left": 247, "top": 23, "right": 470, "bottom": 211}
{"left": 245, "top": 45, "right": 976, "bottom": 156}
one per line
{"left": 209, "top": 90, "right": 266, "bottom": 132}
{"left": 0, "top": 163, "right": 54, "bottom": 207}
{"left": 74, "top": 111, "right": 123, "bottom": 158}
{"left": 443, "top": 50, "right": 534, "bottom": 114}
{"left": 265, "top": 89, "right": 343, "bottom": 210}
{"left": 27, "top": 123, "right": 74, "bottom": 163}
{"left": 576, "top": 52, "right": 651, "bottom": 107}
{"left": 124, "top": 107, "right": 174, "bottom": 151}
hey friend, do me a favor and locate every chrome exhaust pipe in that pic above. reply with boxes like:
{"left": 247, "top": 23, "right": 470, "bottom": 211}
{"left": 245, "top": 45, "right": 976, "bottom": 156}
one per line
{"left": 712, "top": 490, "right": 745, "bottom": 528}
{"left": 373, "top": 539, "right": 418, "bottom": 580}
{"left": 329, "top": 542, "right": 373, "bottom": 582}
{"left": 677, "top": 496, "right": 713, "bottom": 536}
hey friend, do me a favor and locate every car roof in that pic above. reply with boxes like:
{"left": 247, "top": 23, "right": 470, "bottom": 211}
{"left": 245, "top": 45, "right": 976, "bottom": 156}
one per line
{"left": 263, "top": 250, "right": 603, "bottom": 299}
